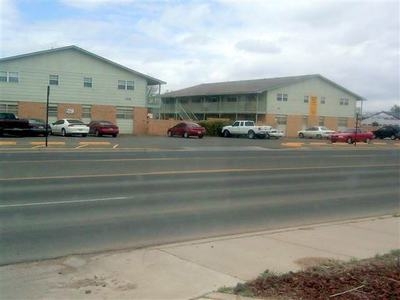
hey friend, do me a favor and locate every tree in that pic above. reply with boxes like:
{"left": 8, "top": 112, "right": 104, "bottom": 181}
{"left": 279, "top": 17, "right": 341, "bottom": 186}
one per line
{"left": 390, "top": 104, "right": 400, "bottom": 118}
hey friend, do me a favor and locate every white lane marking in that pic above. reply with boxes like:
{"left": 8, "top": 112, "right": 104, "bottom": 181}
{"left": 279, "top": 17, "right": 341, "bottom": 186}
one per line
{"left": 0, "top": 163, "right": 397, "bottom": 181}
{"left": 75, "top": 144, "right": 88, "bottom": 149}
{"left": 0, "top": 196, "right": 128, "bottom": 208}
{"left": 113, "top": 144, "right": 119, "bottom": 149}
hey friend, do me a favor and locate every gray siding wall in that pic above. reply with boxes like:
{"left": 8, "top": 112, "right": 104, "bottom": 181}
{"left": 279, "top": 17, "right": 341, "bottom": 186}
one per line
{"left": 266, "top": 77, "right": 357, "bottom": 117}
{"left": 0, "top": 49, "right": 148, "bottom": 107}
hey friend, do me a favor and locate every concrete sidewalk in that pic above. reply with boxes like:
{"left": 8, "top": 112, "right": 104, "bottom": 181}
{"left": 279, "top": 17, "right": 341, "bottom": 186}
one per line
{"left": 1, "top": 216, "right": 399, "bottom": 300}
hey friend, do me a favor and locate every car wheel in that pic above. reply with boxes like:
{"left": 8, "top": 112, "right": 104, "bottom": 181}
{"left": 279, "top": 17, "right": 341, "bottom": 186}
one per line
{"left": 167, "top": 131, "right": 172, "bottom": 137}
{"left": 61, "top": 128, "right": 67, "bottom": 137}
{"left": 198, "top": 135, "right": 203, "bottom": 139}
{"left": 112, "top": 134, "right": 117, "bottom": 138}
{"left": 316, "top": 134, "right": 322, "bottom": 139}
{"left": 347, "top": 137, "right": 353, "bottom": 144}
{"left": 183, "top": 132, "right": 189, "bottom": 138}
{"left": 248, "top": 130, "right": 255, "bottom": 139}
{"left": 298, "top": 133, "right": 304, "bottom": 138}
{"left": 82, "top": 134, "right": 87, "bottom": 137}
{"left": 223, "top": 130, "right": 230, "bottom": 137}
{"left": 265, "top": 133, "right": 270, "bottom": 139}
{"left": 95, "top": 130, "right": 102, "bottom": 137}
{"left": 390, "top": 135, "right": 396, "bottom": 140}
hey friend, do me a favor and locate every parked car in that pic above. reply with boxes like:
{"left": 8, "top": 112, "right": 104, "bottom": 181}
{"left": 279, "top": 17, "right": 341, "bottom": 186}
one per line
{"left": 372, "top": 125, "right": 400, "bottom": 140}
{"left": 266, "top": 128, "right": 284, "bottom": 139}
{"left": 88, "top": 120, "right": 119, "bottom": 137}
{"left": 221, "top": 120, "right": 271, "bottom": 139}
{"left": 298, "top": 126, "right": 335, "bottom": 139}
{"left": 330, "top": 128, "right": 374, "bottom": 144}
{"left": 167, "top": 122, "right": 206, "bottom": 138}
{"left": 51, "top": 119, "right": 89, "bottom": 137}
{"left": 0, "top": 112, "right": 30, "bottom": 136}
{"left": 26, "top": 118, "right": 51, "bottom": 136}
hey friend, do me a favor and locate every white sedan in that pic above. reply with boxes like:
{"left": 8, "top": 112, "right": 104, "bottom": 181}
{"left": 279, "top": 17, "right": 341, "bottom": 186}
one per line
{"left": 266, "top": 128, "right": 284, "bottom": 139}
{"left": 298, "top": 126, "right": 335, "bottom": 139}
{"left": 51, "top": 119, "right": 89, "bottom": 137}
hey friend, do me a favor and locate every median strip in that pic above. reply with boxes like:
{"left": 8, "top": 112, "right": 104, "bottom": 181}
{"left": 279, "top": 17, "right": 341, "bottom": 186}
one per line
{"left": 0, "top": 141, "right": 17, "bottom": 146}
{"left": 30, "top": 142, "right": 66, "bottom": 146}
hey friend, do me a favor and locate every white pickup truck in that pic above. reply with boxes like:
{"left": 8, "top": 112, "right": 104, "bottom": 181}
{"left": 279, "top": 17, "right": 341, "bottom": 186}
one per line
{"left": 221, "top": 120, "right": 271, "bottom": 139}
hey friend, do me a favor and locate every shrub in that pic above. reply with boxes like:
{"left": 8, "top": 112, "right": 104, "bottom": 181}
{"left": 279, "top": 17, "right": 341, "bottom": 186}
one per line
{"left": 199, "top": 119, "right": 232, "bottom": 136}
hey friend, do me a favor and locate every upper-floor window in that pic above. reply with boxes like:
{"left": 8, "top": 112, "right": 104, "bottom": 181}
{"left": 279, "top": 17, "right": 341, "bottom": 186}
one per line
{"left": 118, "top": 80, "right": 134, "bottom": 90}
{"left": 227, "top": 96, "right": 237, "bottom": 102}
{"left": 0, "top": 71, "right": 19, "bottom": 83}
{"left": 304, "top": 96, "right": 309, "bottom": 103}
{"left": 277, "top": 93, "right": 288, "bottom": 102}
{"left": 340, "top": 97, "right": 349, "bottom": 105}
{"left": 84, "top": 77, "right": 92, "bottom": 88}
{"left": 320, "top": 97, "right": 326, "bottom": 104}
{"left": 49, "top": 75, "right": 59, "bottom": 85}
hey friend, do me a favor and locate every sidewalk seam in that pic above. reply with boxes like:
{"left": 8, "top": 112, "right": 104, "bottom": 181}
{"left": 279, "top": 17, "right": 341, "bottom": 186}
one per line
{"left": 156, "top": 248, "right": 245, "bottom": 282}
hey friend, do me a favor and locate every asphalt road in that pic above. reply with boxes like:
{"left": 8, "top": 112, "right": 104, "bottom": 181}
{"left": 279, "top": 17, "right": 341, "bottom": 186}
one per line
{"left": 0, "top": 147, "right": 399, "bottom": 265}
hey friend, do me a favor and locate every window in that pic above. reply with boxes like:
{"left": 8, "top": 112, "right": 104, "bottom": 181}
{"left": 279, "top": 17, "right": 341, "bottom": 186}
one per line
{"left": 338, "top": 117, "right": 348, "bottom": 127}
{"left": 320, "top": 97, "right": 326, "bottom": 104}
{"left": 116, "top": 107, "right": 133, "bottom": 119}
{"left": 340, "top": 98, "right": 349, "bottom": 105}
{"left": 277, "top": 93, "right": 288, "bottom": 102}
{"left": 0, "top": 71, "right": 19, "bottom": 83}
{"left": 227, "top": 97, "right": 237, "bottom": 102}
{"left": 126, "top": 81, "right": 134, "bottom": 90}
{"left": 276, "top": 115, "right": 287, "bottom": 125}
{"left": 84, "top": 77, "right": 92, "bottom": 88}
{"left": 48, "top": 105, "right": 58, "bottom": 117}
{"left": 0, "top": 103, "right": 18, "bottom": 114}
{"left": 49, "top": 75, "right": 59, "bottom": 85}
{"left": 319, "top": 116, "right": 325, "bottom": 126}
{"left": 304, "top": 96, "right": 309, "bottom": 103}
{"left": 82, "top": 106, "right": 91, "bottom": 118}
{"left": 206, "top": 97, "right": 218, "bottom": 103}
{"left": 118, "top": 80, "right": 134, "bottom": 90}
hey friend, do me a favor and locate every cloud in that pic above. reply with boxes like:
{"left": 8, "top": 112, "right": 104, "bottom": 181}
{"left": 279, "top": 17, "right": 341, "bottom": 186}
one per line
{"left": 1, "top": 0, "right": 398, "bottom": 112}
{"left": 235, "top": 39, "right": 281, "bottom": 54}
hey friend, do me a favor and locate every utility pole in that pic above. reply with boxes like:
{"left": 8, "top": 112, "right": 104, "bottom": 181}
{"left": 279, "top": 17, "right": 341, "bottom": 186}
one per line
{"left": 45, "top": 86, "right": 50, "bottom": 147}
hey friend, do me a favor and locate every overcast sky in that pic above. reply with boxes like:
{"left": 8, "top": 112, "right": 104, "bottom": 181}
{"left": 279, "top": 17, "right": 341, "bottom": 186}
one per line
{"left": 1, "top": 0, "right": 398, "bottom": 112}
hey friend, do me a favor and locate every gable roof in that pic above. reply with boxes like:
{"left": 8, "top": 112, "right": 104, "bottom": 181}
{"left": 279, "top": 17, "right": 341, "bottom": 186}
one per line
{"left": 0, "top": 45, "right": 165, "bottom": 86}
{"left": 162, "top": 74, "right": 364, "bottom": 100}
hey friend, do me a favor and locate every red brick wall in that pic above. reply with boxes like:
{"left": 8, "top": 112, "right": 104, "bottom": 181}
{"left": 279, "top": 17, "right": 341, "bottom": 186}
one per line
{"left": 147, "top": 119, "right": 179, "bottom": 136}
{"left": 133, "top": 107, "right": 148, "bottom": 135}
{"left": 57, "top": 103, "right": 82, "bottom": 119}
{"left": 18, "top": 102, "right": 46, "bottom": 119}
{"left": 92, "top": 105, "right": 116, "bottom": 123}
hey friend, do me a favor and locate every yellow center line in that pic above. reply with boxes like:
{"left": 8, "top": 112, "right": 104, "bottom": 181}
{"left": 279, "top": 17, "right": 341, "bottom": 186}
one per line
{"left": 0, "top": 163, "right": 396, "bottom": 181}
{"left": 281, "top": 142, "right": 304, "bottom": 147}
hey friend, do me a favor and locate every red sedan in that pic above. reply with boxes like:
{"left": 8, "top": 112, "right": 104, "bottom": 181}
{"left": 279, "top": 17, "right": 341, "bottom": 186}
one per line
{"left": 88, "top": 120, "right": 119, "bottom": 137}
{"left": 330, "top": 128, "right": 374, "bottom": 144}
{"left": 167, "top": 122, "right": 206, "bottom": 138}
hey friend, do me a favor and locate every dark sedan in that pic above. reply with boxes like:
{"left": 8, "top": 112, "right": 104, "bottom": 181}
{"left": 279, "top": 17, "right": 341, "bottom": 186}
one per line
{"left": 88, "top": 121, "right": 119, "bottom": 137}
{"left": 26, "top": 119, "right": 51, "bottom": 136}
{"left": 167, "top": 122, "right": 206, "bottom": 138}
{"left": 373, "top": 125, "right": 400, "bottom": 140}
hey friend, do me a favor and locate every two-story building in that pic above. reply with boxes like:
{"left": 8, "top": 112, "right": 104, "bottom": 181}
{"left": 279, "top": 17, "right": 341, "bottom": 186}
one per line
{"left": 0, "top": 46, "right": 165, "bottom": 134}
{"left": 159, "top": 75, "right": 364, "bottom": 137}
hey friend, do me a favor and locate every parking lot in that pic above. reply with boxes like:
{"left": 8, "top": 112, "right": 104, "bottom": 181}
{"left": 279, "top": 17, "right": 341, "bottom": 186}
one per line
{"left": 0, "top": 135, "right": 399, "bottom": 150}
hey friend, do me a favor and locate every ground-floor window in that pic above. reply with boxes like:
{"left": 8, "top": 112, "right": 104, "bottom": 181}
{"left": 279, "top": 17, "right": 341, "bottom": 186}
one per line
{"left": 116, "top": 107, "right": 133, "bottom": 119}
{"left": 338, "top": 117, "right": 348, "bottom": 127}
{"left": 276, "top": 115, "right": 287, "bottom": 125}
{"left": 0, "top": 102, "right": 18, "bottom": 115}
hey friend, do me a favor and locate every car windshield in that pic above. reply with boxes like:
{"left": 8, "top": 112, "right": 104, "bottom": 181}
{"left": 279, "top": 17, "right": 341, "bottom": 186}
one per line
{"left": 67, "top": 119, "right": 84, "bottom": 124}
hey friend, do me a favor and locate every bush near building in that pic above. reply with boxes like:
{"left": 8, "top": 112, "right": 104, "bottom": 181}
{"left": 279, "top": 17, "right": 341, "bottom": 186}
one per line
{"left": 198, "top": 119, "right": 231, "bottom": 136}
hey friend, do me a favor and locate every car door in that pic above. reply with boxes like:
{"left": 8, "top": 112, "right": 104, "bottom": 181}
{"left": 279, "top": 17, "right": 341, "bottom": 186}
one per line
{"left": 230, "top": 121, "right": 240, "bottom": 135}
{"left": 52, "top": 120, "right": 64, "bottom": 134}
